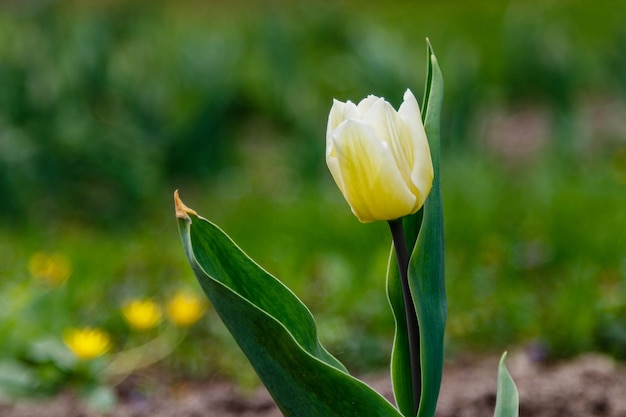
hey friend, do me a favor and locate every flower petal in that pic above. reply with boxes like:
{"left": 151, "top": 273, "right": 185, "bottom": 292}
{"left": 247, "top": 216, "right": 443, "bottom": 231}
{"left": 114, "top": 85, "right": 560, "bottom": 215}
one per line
{"left": 331, "top": 119, "right": 416, "bottom": 222}
{"left": 356, "top": 95, "right": 381, "bottom": 117}
{"left": 326, "top": 99, "right": 358, "bottom": 155}
{"left": 326, "top": 142, "right": 345, "bottom": 199}
{"left": 398, "top": 89, "right": 434, "bottom": 211}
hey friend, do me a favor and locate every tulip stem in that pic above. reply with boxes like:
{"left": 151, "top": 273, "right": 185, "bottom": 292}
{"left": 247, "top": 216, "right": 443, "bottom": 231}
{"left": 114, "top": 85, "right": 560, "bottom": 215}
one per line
{"left": 388, "top": 219, "right": 421, "bottom": 416}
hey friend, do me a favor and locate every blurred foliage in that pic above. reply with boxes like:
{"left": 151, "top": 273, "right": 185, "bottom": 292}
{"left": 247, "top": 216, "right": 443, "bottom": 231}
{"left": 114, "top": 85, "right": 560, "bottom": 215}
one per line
{"left": 1, "top": 0, "right": 626, "bottom": 397}
{"left": 2, "top": 0, "right": 623, "bottom": 226}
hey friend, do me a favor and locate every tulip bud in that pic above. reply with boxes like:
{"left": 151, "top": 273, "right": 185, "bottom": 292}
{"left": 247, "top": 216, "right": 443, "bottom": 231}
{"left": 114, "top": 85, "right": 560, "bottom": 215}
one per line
{"left": 326, "top": 89, "right": 434, "bottom": 223}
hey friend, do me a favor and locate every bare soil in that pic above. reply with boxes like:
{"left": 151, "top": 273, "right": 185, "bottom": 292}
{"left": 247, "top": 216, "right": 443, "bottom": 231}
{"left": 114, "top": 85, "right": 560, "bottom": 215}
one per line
{"left": 3, "top": 352, "right": 626, "bottom": 417}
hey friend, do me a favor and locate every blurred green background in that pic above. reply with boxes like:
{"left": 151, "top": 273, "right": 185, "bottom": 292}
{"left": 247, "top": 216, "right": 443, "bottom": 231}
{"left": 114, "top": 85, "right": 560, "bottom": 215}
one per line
{"left": 1, "top": 0, "right": 626, "bottom": 397}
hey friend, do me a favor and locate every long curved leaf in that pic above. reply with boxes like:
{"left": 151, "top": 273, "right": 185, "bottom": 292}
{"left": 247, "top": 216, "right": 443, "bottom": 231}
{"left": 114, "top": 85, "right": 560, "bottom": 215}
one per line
{"left": 175, "top": 193, "right": 402, "bottom": 417}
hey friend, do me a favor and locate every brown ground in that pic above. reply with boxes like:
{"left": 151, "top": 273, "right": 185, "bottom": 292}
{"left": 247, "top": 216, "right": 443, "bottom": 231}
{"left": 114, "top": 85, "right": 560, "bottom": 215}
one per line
{"left": 2, "top": 352, "right": 626, "bottom": 417}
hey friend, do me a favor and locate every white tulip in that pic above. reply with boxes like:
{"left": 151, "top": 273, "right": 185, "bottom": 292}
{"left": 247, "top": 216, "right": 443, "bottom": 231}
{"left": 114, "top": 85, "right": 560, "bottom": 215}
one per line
{"left": 326, "top": 89, "right": 434, "bottom": 222}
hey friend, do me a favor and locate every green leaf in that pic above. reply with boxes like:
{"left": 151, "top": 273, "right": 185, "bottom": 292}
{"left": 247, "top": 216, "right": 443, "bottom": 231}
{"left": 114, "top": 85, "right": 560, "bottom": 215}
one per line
{"left": 411, "top": 38, "right": 446, "bottom": 417}
{"left": 494, "top": 352, "right": 519, "bottom": 417}
{"left": 176, "top": 194, "right": 403, "bottom": 417}
{"left": 387, "top": 40, "right": 446, "bottom": 417}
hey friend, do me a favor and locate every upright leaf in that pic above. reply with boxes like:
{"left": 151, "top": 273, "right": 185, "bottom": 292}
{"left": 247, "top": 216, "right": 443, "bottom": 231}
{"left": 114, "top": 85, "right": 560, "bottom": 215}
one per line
{"left": 494, "top": 352, "right": 519, "bottom": 417}
{"left": 410, "top": 40, "right": 446, "bottom": 417}
{"left": 176, "top": 193, "right": 403, "bottom": 417}
{"left": 387, "top": 40, "right": 445, "bottom": 417}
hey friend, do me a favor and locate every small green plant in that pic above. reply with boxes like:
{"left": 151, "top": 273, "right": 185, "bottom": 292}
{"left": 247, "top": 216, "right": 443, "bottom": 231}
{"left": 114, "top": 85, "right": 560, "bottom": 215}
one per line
{"left": 175, "top": 41, "right": 519, "bottom": 417}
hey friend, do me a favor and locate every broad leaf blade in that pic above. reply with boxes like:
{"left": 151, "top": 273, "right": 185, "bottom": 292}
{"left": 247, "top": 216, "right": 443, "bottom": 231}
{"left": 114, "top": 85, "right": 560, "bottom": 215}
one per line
{"left": 410, "top": 41, "right": 446, "bottom": 417}
{"left": 494, "top": 352, "right": 519, "bottom": 417}
{"left": 176, "top": 197, "right": 402, "bottom": 417}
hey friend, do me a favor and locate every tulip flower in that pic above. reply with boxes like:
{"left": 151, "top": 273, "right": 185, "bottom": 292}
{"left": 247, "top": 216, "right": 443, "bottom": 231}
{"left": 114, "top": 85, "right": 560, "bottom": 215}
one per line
{"left": 326, "top": 89, "right": 433, "bottom": 223}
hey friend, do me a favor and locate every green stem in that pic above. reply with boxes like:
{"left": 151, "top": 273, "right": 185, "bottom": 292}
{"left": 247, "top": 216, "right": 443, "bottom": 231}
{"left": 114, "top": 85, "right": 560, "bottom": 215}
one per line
{"left": 388, "top": 219, "right": 421, "bottom": 416}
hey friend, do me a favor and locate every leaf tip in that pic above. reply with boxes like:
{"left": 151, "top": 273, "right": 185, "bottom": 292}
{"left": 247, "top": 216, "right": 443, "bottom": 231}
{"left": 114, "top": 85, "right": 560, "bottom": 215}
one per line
{"left": 174, "top": 190, "right": 197, "bottom": 220}
{"left": 426, "top": 37, "right": 434, "bottom": 53}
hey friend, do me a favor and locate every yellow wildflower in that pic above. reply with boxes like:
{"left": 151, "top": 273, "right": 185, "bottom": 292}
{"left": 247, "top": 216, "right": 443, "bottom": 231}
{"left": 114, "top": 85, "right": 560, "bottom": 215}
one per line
{"left": 166, "top": 291, "right": 206, "bottom": 327}
{"left": 121, "top": 299, "right": 163, "bottom": 331}
{"left": 28, "top": 252, "right": 72, "bottom": 287}
{"left": 63, "top": 327, "right": 111, "bottom": 360}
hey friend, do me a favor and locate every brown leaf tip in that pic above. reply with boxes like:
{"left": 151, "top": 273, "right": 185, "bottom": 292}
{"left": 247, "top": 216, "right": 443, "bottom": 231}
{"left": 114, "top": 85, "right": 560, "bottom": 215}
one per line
{"left": 174, "top": 190, "right": 198, "bottom": 220}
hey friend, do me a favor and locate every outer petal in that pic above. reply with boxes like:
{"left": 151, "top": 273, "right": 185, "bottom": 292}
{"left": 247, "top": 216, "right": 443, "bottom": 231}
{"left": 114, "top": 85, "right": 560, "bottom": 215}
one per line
{"left": 331, "top": 119, "right": 416, "bottom": 222}
{"left": 326, "top": 100, "right": 359, "bottom": 195}
{"left": 398, "top": 89, "right": 434, "bottom": 212}
{"left": 326, "top": 100, "right": 358, "bottom": 154}
{"left": 326, "top": 139, "right": 345, "bottom": 198}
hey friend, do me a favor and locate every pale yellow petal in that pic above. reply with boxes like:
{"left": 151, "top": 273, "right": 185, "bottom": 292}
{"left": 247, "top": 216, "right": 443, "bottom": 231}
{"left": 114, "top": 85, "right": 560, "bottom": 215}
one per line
{"left": 398, "top": 89, "right": 433, "bottom": 211}
{"left": 331, "top": 119, "right": 416, "bottom": 222}
{"left": 326, "top": 100, "right": 360, "bottom": 196}
{"left": 327, "top": 100, "right": 358, "bottom": 155}
{"left": 326, "top": 150, "right": 345, "bottom": 197}
{"left": 355, "top": 95, "right": 380, "bottom": 116}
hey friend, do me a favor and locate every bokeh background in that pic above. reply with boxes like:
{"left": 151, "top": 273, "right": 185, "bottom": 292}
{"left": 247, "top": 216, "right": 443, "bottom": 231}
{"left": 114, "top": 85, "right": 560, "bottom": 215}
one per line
{"left": 1, "top": 0, "right": 625, "bottom": 399}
